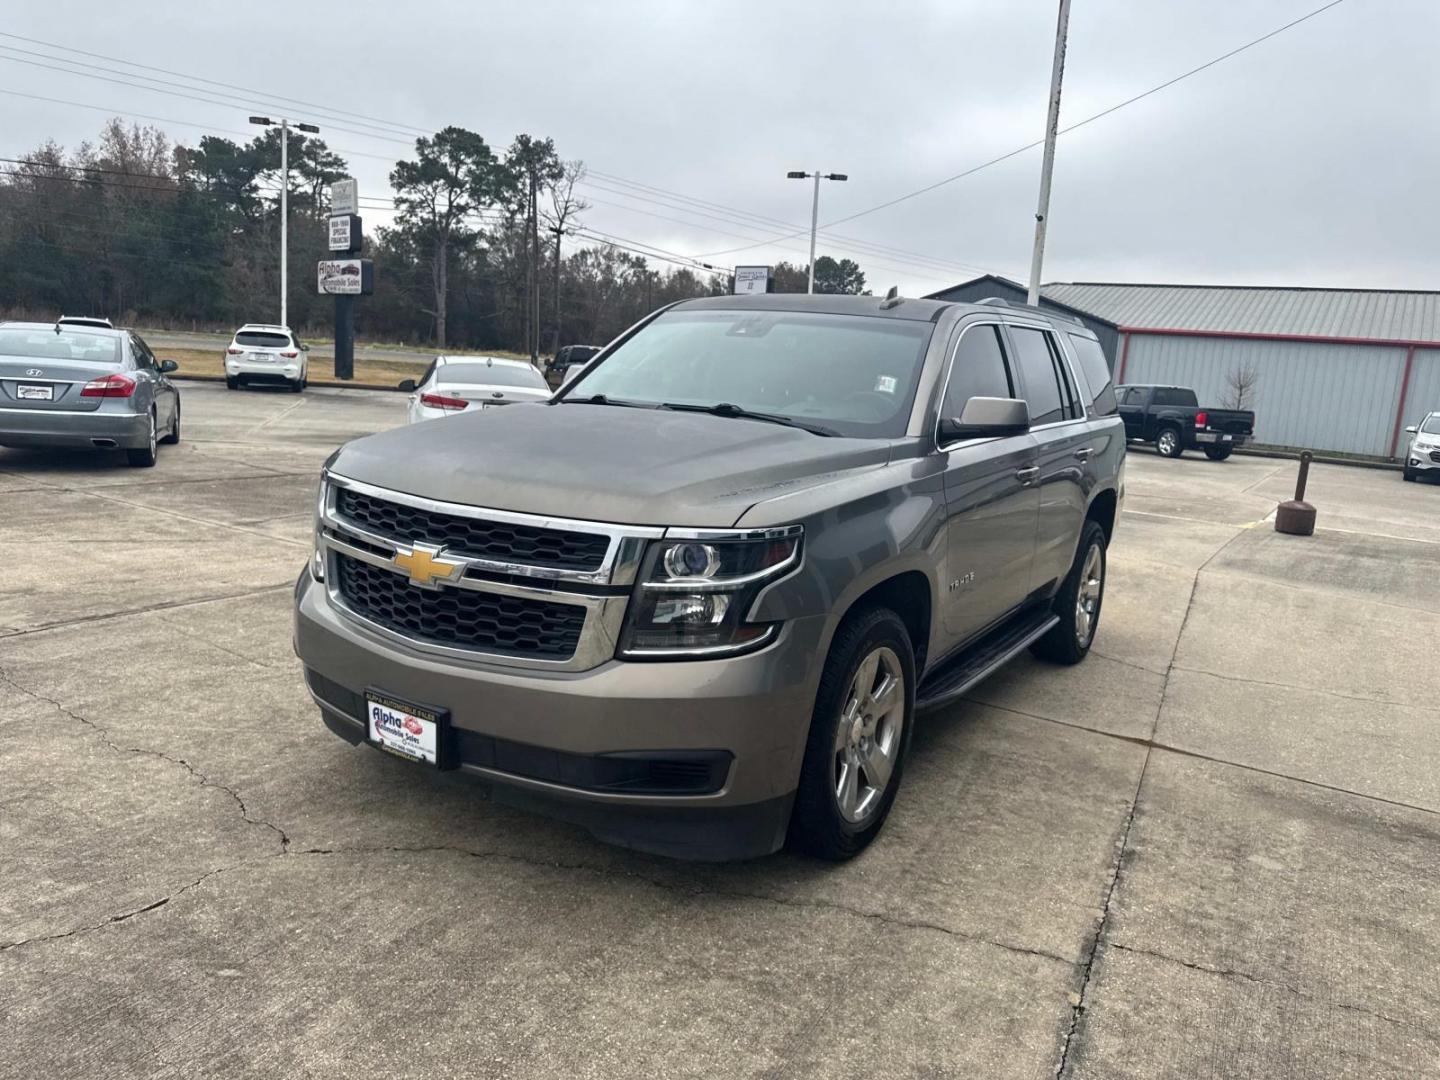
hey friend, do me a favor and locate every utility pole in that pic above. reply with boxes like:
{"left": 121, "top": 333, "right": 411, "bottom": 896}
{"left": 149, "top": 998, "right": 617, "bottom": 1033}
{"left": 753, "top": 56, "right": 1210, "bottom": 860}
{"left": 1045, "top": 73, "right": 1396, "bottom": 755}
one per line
{"left": 786, "top": 170, "right": 848, "bottom": 293}
{"left": 528, "top": 170, "right": 540, "bottom": 364}
{"left": 249, "top": 116, "right": 320, "bottom": 327}
{"left": 1027, "top": 0, "right": 1072, "bottom": 307}
{"left": 549, "top": 223, "right": 564, "bottom": 355}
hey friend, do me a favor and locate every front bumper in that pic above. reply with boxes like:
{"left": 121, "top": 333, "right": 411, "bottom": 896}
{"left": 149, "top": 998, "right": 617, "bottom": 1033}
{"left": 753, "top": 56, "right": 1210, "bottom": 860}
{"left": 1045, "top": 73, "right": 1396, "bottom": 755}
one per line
{"left": 1406, "top": 446, "right": 1440, "bottom": 471}
{"left": 0, "top": 406, "right": 149, "bottom": 449}
{"left": 294, "top": 572, "right": 829, "bottom": 859}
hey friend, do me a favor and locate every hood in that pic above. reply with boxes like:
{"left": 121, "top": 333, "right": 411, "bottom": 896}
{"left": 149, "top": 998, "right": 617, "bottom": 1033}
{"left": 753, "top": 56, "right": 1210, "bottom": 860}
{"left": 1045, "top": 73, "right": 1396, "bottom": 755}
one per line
{"left": 333, "top": 402, "right": 892, "bottom": 527}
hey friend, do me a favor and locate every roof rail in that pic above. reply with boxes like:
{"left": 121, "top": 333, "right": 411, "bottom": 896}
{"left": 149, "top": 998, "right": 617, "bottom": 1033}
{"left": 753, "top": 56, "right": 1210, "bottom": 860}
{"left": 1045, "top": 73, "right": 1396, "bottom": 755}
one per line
{"left": 974, "top": 296, "right": 1083, "bottom": 326}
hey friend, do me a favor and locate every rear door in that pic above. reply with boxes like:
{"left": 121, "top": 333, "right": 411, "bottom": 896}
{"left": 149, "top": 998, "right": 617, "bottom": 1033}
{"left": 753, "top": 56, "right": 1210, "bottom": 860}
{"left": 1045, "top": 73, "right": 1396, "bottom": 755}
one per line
{"left": 1003, "top": 322, "right": 1091, "bottom": 597}
{"left": 1117, "top": 385, "right": 1149, "bottom": 438}
{"left": 129, "top": 334, "right": 171, "bottom": 426}
{"left": 937, "top": 321, "right": 1041, "bottom": 651}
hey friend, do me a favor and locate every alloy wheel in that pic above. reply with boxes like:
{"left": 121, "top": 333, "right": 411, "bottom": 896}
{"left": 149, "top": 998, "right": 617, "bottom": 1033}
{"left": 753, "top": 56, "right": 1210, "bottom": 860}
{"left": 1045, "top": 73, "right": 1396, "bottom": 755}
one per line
{"left": 833, "top": 645, "right": 905, "bottom": 824}
{"left": 1158, "top": 430, "right": 1177, "bottom": 455}
{"left": 1075, "top": 543, "right": 1104, "bottom": 647}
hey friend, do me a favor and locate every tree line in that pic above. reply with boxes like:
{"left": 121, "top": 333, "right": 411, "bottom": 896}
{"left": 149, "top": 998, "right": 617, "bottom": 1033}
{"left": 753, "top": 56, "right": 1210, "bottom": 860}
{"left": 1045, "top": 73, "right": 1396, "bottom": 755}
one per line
{"left": 0, "top": 119, "right": 869, "bottom": 355}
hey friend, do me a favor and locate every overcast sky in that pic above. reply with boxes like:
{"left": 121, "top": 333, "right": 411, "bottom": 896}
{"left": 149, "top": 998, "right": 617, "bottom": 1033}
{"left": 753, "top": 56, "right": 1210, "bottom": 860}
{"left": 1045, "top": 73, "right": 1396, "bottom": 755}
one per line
{"left": 5, "top": 0, "right": 1436, "bottom": 295}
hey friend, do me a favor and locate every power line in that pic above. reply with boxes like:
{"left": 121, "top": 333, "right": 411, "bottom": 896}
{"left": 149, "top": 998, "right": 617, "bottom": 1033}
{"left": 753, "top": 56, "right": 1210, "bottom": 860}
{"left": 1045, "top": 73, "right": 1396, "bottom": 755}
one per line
{"left": 694, "top": 0, "right": 1350, "bottom": 256}
{"left": 0, "top": 31, "right": 430, "bottom": 140}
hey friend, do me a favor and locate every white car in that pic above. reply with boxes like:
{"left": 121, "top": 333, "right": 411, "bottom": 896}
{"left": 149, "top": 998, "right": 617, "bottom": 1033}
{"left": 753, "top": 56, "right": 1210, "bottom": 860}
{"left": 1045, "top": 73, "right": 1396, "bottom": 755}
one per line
{"left": 1402, "top": 412, "right": 1440, "bottom": 482}
{"left": 225, "top": 324, "right": 308, "bottom": 392}
{"left": 401, "top": 356, "right": 551, "bottom": 424}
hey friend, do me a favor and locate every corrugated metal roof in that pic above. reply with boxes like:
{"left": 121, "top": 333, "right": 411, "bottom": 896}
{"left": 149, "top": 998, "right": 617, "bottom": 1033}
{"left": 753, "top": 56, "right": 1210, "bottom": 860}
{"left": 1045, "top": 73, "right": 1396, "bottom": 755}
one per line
{"left": 1040, "top": 283, "right": 1440, "bottom": 343}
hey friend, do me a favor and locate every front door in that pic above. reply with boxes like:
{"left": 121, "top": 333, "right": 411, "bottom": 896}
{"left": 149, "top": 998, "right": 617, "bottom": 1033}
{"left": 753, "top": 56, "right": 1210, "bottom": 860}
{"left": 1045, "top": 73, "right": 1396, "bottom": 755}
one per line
{"left": 938, "top": 323, "right": 1041, "bottom": 652}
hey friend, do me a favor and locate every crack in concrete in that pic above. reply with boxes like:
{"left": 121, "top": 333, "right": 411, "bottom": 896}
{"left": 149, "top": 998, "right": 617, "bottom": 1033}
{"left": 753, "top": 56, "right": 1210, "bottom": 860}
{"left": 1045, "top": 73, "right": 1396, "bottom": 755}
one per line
{"left": 0, "top": 670, "right": 290, "bottom": 854}
{"left": 291, "top": 844, "right": 1078, "bottom": 968}
{"left": 1170, "top": 664, "right": 1410, "bottom": 709}
{"left": 0, "top": 862, "right": 247, "bottom": 952}
{"left": 1089, "top": 651, "right": 1168, "bottom": 677}
{"left": 1107, "top": 942, "right": 1433, "bottom": 1036}
{"left": 0, "top": 584, "right": 293, "bottom": 640}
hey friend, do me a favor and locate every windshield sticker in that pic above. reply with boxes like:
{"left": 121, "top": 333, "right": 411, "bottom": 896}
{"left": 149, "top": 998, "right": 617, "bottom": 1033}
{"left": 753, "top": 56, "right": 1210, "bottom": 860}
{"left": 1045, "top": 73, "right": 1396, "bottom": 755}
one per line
{"left": 875, "top": 375, "right": 897, "bottom": 394}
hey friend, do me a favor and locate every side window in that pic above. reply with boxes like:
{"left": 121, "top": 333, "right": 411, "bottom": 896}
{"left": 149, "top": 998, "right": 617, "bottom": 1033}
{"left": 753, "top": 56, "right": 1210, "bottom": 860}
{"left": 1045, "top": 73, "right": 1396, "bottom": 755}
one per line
{"left": 1120, "top": 387, "right": 1146, "bottom": 406}
{"left": 941, "top": 325, "right": 1014, "bottom": 421}
{"left": 1068, "top": 334, "right": 1116, "bottom": 416}
{"left": 1008, "top": 326, "right": 1065, "bottom": 426}
{"left": 130, "top": 335, "right": 155, "bottom": 370}
{"left": 1050, "top": 339, "right": 1082, "bottom": 420}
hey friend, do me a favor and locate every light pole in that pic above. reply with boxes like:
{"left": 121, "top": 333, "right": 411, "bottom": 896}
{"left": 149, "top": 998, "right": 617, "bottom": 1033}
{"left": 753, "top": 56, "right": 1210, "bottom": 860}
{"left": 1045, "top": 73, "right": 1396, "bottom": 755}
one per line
{"left": 786, "top": 170, "right": 848, "bottom": 293}
{"left": 249, "top": 116, "right": 320, "bottom": 327}
{"left": 1027, "top": 0, "right": 1072, "bottom": 307}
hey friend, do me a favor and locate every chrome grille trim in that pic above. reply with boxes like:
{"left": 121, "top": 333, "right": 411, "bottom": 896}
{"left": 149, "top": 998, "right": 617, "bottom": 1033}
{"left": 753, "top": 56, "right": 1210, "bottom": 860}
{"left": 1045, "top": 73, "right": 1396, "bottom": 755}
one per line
{"left": 319, "top": 473, "right": 661, "bottom": 671}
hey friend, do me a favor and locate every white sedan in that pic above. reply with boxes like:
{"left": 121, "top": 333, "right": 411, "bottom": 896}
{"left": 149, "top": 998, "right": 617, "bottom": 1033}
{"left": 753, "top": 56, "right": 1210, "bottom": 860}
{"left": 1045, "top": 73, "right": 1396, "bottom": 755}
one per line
{"left": 400, "top": 356, "right": 551, "bottom": 424}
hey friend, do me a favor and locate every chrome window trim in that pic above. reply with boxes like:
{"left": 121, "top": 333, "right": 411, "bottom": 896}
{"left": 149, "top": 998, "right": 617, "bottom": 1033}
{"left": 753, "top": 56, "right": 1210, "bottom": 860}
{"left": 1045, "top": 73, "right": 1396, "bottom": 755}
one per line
{"left": 932, "top": 319, "right": 1023, "bottom": 453}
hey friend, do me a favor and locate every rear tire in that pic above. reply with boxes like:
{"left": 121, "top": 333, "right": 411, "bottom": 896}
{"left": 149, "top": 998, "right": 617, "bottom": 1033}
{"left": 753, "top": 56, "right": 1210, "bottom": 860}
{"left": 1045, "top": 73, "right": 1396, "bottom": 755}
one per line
{"left": 127, "top": 410, "right": 158, "bottom": 468}
{"left": 789, "top": 607, "right": 916, "bottom": 862}
{"left": 1031, "top": 520, "right": 1107, "bottom": 666}
{"left": 1156, "top": 426, "right": 1184, "bottom": 458}
{"left": 290, "top": 377, "right": 304, "bottom": 393}
{"left": 1203, "top": 445, "right": 1233, "bottom": 461}
{"left": 225, "top": 376, "right": 239, "bottom": 390}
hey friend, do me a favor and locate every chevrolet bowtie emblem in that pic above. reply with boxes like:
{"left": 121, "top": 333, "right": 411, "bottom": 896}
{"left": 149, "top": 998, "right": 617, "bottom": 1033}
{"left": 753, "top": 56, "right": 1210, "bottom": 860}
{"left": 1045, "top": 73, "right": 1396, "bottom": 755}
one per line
{"left": 393, "top": 543, "right": 464, "bottom": 589}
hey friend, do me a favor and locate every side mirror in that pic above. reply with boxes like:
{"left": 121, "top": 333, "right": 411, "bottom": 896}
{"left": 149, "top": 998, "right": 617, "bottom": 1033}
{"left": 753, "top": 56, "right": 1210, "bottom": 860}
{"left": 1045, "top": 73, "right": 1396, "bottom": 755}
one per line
{"left": 1405, "top": 425, "right": 1418, "bottom": 434}
{"left": 398, "top": 379, "right": 417, "bottom": 392}
{"left": 159, "top": 360, "right": 179, "bottom": 373}
{"left": 300, "top": 344, "right": 310, "bottom": 352}
{"left": 938, "top": 396, "right": 1030, "bottom": 444}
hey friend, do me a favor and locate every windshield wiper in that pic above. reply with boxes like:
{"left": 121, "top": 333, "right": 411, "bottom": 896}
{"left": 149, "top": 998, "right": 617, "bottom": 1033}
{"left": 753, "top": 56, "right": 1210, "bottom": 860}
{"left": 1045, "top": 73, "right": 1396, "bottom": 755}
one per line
{"left": 660, "top": 401, "right": 836, "bottom": 437}
{"left": 558, "top": 393, "right": 654, "bottom": 409}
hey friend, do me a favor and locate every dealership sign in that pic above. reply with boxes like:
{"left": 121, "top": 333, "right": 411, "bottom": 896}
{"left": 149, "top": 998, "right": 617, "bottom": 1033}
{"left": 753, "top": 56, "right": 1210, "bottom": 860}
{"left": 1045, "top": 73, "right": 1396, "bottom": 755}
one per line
{"left": 328, "top": 214, "right": 362, "bottom": 253}
{"left": 329, "top": 178, "right": 358, "bottom": 216}
{"left": 317, "top": 259, "right": 374, "bottom": 295}
{"left": 734, "top": 265, "right": 771, "bottom": 295}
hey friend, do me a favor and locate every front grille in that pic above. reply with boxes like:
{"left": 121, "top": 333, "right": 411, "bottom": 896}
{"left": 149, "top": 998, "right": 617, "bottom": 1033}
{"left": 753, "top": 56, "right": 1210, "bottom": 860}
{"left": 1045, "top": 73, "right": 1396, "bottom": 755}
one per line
{"left": 336, "top": 554, "right": 586, "bottom": 660}
{"left": 1430, "top": 450, "right": 1440, "bottom": 464}
{"left": 336, "top": 487, "right": 609, "bottom": 572}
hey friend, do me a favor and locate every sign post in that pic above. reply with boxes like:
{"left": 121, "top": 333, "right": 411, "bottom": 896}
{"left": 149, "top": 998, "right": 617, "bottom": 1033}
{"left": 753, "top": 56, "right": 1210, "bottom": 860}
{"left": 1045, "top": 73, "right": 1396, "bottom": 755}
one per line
{"left": 321, "top": 179, "right": 368, "bottom": 380}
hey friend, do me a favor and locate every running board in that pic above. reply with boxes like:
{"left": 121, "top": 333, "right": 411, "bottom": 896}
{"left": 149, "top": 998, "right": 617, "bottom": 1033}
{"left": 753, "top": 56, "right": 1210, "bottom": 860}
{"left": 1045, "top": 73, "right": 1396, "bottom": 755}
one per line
{"left": 915, "top": 611, "right": 1060, "bottom": 712}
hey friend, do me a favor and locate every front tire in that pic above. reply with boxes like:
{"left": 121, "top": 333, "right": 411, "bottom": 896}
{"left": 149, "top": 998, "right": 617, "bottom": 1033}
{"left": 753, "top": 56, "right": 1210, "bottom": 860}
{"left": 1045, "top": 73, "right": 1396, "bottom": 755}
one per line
{"left": 127, "top": 410, "right": 158, "bottom": 468}
{"left": 789, "top": 607, "right": 916, "bottom": 861}
{"left": 160, "top": 402, "right": 180, "bottom": 444}
{"left": 1204, "top": 445, "right": 1233, "bottom": 461}
{"left": 1156, "top": 426, "right": 1184, "bottom": 458}
{"left": 1403, "top": 468, "right": 1417, "bottom": 482}
{"left": 1031, "top": 520, "right": 1107, "bottom": 665}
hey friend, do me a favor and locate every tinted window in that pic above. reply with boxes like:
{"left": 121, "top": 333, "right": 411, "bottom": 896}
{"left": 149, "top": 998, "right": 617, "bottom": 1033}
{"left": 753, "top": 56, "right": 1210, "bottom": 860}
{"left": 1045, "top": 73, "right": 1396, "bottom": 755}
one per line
{"left": 570, "top": 309, "right": 934, "bottom": 439}
{"left": 1069, "top": 334, "right": 1116, "bottom": 415}
{"left": 439, "top": 362, "right": 547, "bottom": 389}
{"left": 235, "top": 331, "right": 291, "bottom": 348}
{"left": 942, "top": 325, "right": 1013, "bottom": 420}
{"left": 1119, "top": 387, "right": 1146, "bottom": 406}
{"left": 1008, "top": 327, "right": 1065, "bottom": 426}
{"left": 0, "top": 328, "right": 122, "bottom": 364}
{"left": 1152, "top": 387, "right": 1198, "bottom": 407}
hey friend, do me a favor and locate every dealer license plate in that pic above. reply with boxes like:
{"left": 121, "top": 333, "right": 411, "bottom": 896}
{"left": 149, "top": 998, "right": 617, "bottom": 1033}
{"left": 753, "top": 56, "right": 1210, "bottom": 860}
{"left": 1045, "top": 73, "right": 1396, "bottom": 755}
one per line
{"left": 17, "top": 384, "right": 53, "bottom": 401}
{"left": 365, "top": 691, "right": 444, "bottom": 766}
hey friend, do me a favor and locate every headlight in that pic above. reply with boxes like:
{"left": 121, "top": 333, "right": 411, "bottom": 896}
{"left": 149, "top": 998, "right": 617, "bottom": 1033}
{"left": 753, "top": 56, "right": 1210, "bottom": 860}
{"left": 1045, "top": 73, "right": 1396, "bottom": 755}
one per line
{"left": 310, "top": 470, "right": 329, "bottom": 581}
{"left": 620, "top": 527, "right": 803, "bottom": 658}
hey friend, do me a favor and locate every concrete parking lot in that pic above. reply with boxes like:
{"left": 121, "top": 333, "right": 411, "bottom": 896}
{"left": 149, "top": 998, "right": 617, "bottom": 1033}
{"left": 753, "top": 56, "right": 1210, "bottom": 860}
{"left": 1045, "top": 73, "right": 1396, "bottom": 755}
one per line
{"left": 3, "top": 384, "right": 1439, "bottom": 1079}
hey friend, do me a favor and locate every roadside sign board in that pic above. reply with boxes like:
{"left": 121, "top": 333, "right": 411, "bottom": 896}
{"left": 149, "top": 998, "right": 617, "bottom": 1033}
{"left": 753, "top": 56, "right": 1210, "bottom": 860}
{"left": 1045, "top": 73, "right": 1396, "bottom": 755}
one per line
{"left": 318, "top": 259, "right": 373, "bottom": 295}
{"left": 328, "top": 214, "right": 363, "bottom": 253}
{"left": 734, "top": 265, "right": 770, "bottom": 295}
{"left": 329, "top": 178, "right": 358, "bottom": 216}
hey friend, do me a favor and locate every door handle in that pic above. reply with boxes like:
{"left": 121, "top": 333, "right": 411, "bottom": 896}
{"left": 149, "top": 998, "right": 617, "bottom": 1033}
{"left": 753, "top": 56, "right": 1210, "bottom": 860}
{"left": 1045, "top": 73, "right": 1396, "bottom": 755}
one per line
{"left": 1015, "top": 466, "right": 1040, "bottom": 485}
{"left": 1073, "top": 447, "right": 1093, "bottom": 461}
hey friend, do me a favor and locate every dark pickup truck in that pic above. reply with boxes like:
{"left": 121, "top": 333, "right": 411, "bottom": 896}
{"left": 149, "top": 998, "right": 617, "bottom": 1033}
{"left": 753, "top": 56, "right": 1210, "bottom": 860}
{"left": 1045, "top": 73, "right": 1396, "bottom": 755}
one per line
{"left": 1116, "top": 384, "right": 1254, "bottom": 460}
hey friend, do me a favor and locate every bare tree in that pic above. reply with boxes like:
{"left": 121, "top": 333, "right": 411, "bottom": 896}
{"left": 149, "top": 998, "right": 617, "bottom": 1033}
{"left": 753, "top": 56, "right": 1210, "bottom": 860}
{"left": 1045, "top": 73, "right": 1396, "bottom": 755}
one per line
{"left": 543, "top": 160, "right": 589, "bottom": 354}
{"left": 1221, "top": 363, "right": 1259, "bottom": 411}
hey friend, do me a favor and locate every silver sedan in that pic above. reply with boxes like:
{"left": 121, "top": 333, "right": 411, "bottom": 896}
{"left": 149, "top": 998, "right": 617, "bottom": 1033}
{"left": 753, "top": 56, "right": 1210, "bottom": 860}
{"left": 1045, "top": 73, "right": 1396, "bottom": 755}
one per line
{"left": 0, "top": 322, "right": 181, "bottom": 467}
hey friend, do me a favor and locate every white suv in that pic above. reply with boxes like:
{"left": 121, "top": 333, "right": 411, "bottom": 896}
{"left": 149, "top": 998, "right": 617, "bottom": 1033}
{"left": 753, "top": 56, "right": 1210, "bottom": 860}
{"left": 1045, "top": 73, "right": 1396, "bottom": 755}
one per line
{"left": 1403, "top": 412, "right": 1440, "bottom": 483}
{"left": 225, "top": 324, "right": 308, "bottom": 392}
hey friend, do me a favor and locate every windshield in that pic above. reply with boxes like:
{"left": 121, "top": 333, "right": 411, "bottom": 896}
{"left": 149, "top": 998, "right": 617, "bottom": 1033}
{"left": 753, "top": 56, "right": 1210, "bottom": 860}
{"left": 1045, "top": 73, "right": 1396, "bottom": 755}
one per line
{"left": 566, "top": 309, "right": 933, "bottom": 439}
{"left": 1422, "top": 415, "right": 1440, "bottom": 435}
{"left": 235, "top": 331, "right": 291, "bottom": 348}
{"left": 439, "top": 362, "right": 547, "bottom": 389}
{"left": 0, "top": 328, "right": 122, "bottom": 364}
